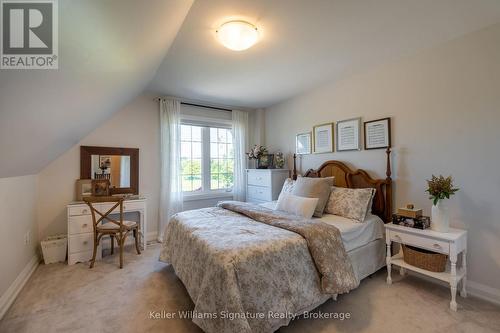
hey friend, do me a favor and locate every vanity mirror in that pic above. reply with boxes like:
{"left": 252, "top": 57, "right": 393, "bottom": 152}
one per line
{"left": 80, "top": 146, "right": 139, "bottom": 195}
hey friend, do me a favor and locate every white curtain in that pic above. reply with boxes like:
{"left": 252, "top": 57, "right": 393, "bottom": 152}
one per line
{"left": 232, "top": 110, "right": 249, "bottom": 202}
{"left": 159, "top": 98, "right": 183, "bottom": 241}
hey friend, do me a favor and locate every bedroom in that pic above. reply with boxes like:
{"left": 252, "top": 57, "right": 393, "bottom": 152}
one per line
{"left": 1, "top": 0, "right": 500, "bottom": 332}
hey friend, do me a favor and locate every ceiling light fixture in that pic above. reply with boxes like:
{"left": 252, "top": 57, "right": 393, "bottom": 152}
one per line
{"left": 216, "top": 20, "right": 259, "bottom": 51}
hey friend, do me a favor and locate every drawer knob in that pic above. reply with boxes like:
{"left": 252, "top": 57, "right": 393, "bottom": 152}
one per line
{"left": 394, "top": 234, "right": 401, "bottom": 240}
{"left": 82, "top": 209, "right": 88, "bottom": 214}
{"left": 83, "top": 241, "right": 88, "bottom": 245}
{"left": 123, "top": 206, "right": 127, "bottom": 210}
{"left": 82, "top": 223, "right": 88, "bottom": 228}
{"left": 433, "top": 243, "right": 442, "bottom": 249}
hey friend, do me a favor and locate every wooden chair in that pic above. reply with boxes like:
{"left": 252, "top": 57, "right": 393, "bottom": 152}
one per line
{"left": 83, "top": 196, "right": 141, "bottom": 269}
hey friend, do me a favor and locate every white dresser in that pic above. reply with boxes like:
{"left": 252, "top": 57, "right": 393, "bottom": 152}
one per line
{"left": 246, "top": 169, "right": 289, "bottom": 203}
{"left": 66, "top": 198, "right": 147, "bottom": 265}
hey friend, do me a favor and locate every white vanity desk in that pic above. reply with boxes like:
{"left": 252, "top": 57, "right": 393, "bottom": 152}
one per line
{"left": 67, "top": 197, "right": 147, "bottom": 265}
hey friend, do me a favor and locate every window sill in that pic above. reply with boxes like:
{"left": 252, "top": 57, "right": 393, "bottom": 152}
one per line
{"left": 183, "top": 191, "right": 233, "bottom": 202}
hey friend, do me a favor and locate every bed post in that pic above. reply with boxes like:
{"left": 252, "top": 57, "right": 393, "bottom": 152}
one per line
{"left": 292, "top": 154, "right": 298, "bottom": 180}
{"left": 385, "top": 147, "right": 393, "bottom": 223}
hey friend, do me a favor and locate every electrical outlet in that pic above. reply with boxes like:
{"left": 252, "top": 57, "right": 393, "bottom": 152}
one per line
{"left": 24, "top": 230, "right": 31, "bottom": 245}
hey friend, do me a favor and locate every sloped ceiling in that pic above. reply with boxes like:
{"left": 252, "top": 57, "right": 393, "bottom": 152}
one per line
{"left": 3, "top": 0, "right": 500, "bottom": 178}
{"left": 148, "top": 0, "right": 500, "bottom": 108}
{"left": 0, "top": 0, "right": 193, "bottom": 178}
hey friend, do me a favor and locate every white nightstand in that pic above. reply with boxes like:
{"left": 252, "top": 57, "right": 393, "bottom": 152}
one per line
{"left": 385, "top": 224, "right": 467, "bottom": 311}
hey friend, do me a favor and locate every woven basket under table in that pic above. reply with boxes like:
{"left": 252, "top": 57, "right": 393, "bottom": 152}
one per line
{"left": 402, "top": 245, "right": 448, "bottom": 272}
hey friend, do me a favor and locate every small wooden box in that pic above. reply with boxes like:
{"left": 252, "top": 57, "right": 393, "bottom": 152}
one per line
{"left": 397, "top": 207, "right": 423, "bottom": 218}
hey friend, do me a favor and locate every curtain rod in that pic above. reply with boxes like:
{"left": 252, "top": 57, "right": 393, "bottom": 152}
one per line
{"left": 155, "top": 98, "right": 232, "bottom": 112}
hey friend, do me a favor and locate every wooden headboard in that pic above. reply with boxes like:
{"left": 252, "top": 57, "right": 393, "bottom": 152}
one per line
{"left": 293, "top": 148, "right": 393, "bottom": 223}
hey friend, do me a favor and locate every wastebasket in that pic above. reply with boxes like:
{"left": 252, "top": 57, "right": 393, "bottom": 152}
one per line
{"left": 41, "top": 234, "right": 67, "bottom": 264}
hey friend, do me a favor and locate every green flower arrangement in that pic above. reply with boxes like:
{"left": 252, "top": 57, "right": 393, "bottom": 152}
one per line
{"left": 426, "top": 175, "right": 459, "bottom": 205}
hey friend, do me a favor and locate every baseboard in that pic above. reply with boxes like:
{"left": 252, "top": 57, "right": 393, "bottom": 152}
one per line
{"left": 404, "top": 270, "right": 500, "bottom": 306}
{"left": 0, "top": 254, "right": 40, "bottom": 320}
{"left": 146, "top": 231, "right": 159, "bottom": 242}
{"left": 467, "top": 280, "right": 500, "bottom": 306}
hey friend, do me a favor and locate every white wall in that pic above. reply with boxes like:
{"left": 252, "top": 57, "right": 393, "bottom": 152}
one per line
{"left": 0, "top": 175, "right": 38, "bottom": 297}
{"left": 37, "top": 94, "right": 161, "bottom": 240}
{"left": 265, "top": 23, "right": 500, "bottom": 294}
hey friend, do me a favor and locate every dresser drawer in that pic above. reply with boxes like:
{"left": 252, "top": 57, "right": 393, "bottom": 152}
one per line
{"left": 389, "top": 230, "right": 449, "bottom": 254}
{"left": 247, "top": 172, "right": 271, "bottom": 187}
{"left": 68, "top": 215, "right": 93, "bottom": 235}
{"left": 69, "top": 233, "right": 94, "bottom": 253}
{"left": 247, "top": 185, "right": 272, "bottom": 202}
{"left": 68, "top": 205, "right": 91, "bottom": 216}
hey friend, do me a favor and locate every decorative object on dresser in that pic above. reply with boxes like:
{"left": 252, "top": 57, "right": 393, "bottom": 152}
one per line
{"left": 91, "top": 179, "right": 110, "bottom": 196}
{"left": 336, "top": 117, "right": 361, "bottom": 151}
{"left": 246, "top": 144, "right": 270, "bottom": 169}
{"left": 274, "top": 151, "right": 285, "bottom": 168}
{"left": 80, "top": 146, "right": 139, "bottom": 195}
{"left": 296, "top": 132, "right": 312, "bottom": 155}
{"left": 313, "top": 122, "right": 334, "bottom": 153}
{"left": 66, "top": 197, "right": 147, "bottom": 265}
{"left": 75, "top": 179, "right": 92, "bottom": 201}
{"left": 385, "top": 223, "right": 467, "bottom": 311}
{"left": 364, "top": 117, "right": 391, "bottom": 150}
{"left": 83, "top": 196, "right": 141, "bottom": 269}
{"left": 246, "top": 169, "right": 289, "bottom": 203}
{"left": 426, "top": 175, "right": 459, "bottom": 232}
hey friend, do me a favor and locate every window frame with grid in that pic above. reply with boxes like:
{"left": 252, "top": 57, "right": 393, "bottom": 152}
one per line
{"left": 180, "top": 121, "right": 234, "bottom": 197}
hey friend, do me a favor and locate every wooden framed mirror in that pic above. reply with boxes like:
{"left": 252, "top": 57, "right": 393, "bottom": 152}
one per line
{"left": 80, "top": 146, "right": 139, "bottom": 195}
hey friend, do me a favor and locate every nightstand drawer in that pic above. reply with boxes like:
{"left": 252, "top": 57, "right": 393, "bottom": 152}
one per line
{"left": 247, "top": 172, "right": 271, "bottom": 187}
{"left": 389, "top": 230, "right": 449, "bottom": 254}
{"left": 247, "top": 185, "right": 272, "bottom": 202}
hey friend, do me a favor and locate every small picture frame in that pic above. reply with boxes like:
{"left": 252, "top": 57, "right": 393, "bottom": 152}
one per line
{"left": 364, "top": 117, "right": 391, "bottom": 150}
{"left": 313, "top": 123, "right": 334, "bottom": 153}
{"left": 336, "top": 117, "right": 361, "bottom": 151}
{"left": 75, "top": 179, "right": 92, "bottom": 201}
{"left": 91, "top": 179, "right": 110, "bottom": 196}
{"left": 257, "top": 154, "right": 274, "bottom": 169}
{"left": 296, "top": 132, "right": 312, "bottom": 155}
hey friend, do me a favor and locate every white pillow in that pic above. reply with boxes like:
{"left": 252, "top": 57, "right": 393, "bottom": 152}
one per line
{"left": 276, "top": 193, "right": 319, "bottom": 219}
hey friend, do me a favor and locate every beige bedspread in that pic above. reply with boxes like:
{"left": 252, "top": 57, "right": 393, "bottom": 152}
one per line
{"left": 159, "top": 201, "right": 358, "bottom": 333}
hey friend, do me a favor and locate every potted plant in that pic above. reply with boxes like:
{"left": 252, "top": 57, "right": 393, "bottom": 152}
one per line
{"left": 247, "top": 145, "right": 269, "bottom": 169}
{"left": 426, "top": 175, "right": 459, "bottom": 232}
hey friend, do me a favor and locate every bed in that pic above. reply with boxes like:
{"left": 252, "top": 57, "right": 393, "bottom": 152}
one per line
{"left": 160, "top": 149, "right": 393, "bottom": 333}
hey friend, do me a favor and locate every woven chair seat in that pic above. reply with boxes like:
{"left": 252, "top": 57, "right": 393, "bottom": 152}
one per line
{"left": 97, "top": 220, "right": 137, "bottom": 231}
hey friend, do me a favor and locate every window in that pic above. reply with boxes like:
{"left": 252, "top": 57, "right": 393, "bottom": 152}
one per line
{"left": 180, "top": 124, "right": 234, "bottom": 194}
{"left": 210, "top": 128, "right": 234, "bottom": 190}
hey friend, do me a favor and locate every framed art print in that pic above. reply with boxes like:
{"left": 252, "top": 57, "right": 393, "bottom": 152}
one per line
{"left": 364, "top": 117, "right": 391, "bottom": 149}
{"left": 296, "top": 132, "right": 312, "bottom": 155}
{"left": 337, "top": 117, "right": 361, "bottom": 151}
{"left": 313, "top": 123, "right": 334, "bottom": 153}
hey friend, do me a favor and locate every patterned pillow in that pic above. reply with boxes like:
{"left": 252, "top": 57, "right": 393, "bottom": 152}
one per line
{"left": 281, "top": 178, "right": 296, "bottom": 194}
{"left": 325, "top": 187, "right": 375, "bottom": 222}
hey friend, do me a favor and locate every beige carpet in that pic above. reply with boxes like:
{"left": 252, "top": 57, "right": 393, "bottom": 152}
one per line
{"left": 1, "top": 244, "right": 499, "bottom": 333}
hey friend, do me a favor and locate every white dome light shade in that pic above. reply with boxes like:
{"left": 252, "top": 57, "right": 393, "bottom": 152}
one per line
{"left": 216, "top": 20, "right": 259, "bottom": 51}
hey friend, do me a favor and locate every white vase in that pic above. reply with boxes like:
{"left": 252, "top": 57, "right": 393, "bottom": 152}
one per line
{"left": 431, "top": 200, "right": 450, "bottom": 232}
